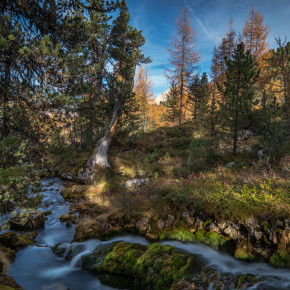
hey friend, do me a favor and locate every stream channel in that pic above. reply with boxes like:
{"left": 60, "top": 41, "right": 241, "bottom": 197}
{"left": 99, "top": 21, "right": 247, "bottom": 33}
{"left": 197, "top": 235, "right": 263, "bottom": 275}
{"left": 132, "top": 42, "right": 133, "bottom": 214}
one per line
{"left": 8, "top": 178, "right": 290, "bottom": 289}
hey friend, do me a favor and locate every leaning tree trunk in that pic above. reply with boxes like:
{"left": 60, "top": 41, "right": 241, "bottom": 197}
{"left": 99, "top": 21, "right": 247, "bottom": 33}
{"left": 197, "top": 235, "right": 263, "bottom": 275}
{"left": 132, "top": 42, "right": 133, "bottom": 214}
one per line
{"left": 85, "top": 99, "right": 122, "bottom": 170}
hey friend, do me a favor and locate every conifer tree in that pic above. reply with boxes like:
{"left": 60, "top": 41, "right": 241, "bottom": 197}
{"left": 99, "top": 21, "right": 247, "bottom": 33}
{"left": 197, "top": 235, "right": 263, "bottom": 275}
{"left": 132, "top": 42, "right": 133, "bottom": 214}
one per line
{"left": 134, "top": 65, "right": 153, "bottom": 132}
{"left": 84, "top": 0, "right": 149, "bottom": 171}
{"left": 164, "top": 81, "right": 179, "bottom": 126}
{"left": 219, "top": 42, "right": 259, "bottom": 154}
{"left": 269, "top": 38, "right": 290, "bottom": 121}
{"left": 165, "top": 7, "right": 200, "bottom": 126}
{"left": 242, "top": 6, "right": 269, "bottom": 65}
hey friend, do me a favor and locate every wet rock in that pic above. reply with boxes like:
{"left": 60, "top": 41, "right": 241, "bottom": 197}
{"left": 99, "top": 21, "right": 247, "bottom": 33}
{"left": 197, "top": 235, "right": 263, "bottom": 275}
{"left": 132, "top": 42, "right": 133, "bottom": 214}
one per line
{"left": 25, "top": 231, "right": 38, "bottom": 241}
{"left": 124, "top": 178, "right": 149, "bottom": 190}
{"left": 60, "top": 214, "right": 78, "bottom": 225}
{"left": 43, "top": 210, "right": 52, "bottom": 216}
{"left": 69, "top": 241, "right": 262, "bottom": 289}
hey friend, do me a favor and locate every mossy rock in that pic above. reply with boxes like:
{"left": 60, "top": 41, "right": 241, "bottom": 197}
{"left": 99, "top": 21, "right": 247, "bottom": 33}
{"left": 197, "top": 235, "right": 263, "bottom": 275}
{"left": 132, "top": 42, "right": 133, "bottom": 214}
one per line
{"left": 269, "top": 250, "right": 290, "bottom": 268}
{"left": 234, "top": 275, "right": 259, "bottom": 289}
{"left": 8, "top": 213, "right": 46, "bottom": 230}
{"left": 84, "top": 242, "right": 203, "bottom": 290}
{"left": 60, "top": 214, "right": 77, "bottom": 225}
{"left": 205, "top": 231, "right": 229, "bottom": 250}
{"left": 234, "top": 242, "right": 256, "bottom": 262}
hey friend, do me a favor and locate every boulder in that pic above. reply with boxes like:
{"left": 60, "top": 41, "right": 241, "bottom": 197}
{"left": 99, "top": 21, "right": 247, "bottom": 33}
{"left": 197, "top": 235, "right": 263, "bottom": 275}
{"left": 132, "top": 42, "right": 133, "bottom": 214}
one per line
{"left": 9, "top": 212, "right": 47, "bottom": 230}
{"left": 124, "top": 178, "right": 149, "bottom": 190}
{"left": 0, "top": 232, "right": 33, "bottom": 250}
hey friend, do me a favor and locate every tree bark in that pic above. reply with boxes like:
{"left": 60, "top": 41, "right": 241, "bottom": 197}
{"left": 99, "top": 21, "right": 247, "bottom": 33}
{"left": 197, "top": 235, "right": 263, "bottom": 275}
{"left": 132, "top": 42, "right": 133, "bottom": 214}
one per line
{"left": 85, "top": 99, "right": 122, "bottom": 170}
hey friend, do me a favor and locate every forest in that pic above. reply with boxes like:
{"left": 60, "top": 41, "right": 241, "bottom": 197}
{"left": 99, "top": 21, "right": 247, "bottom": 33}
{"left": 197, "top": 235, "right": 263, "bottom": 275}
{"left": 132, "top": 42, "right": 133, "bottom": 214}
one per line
{"left": 0, "top": 0, "right": 289, "bottom": 289}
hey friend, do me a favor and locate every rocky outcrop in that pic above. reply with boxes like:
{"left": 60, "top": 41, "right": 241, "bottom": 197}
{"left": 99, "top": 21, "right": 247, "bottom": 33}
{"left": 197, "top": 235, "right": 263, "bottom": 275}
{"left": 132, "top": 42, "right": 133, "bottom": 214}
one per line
{"left": 74, "top": 210, "right": 290, "bottom": 268}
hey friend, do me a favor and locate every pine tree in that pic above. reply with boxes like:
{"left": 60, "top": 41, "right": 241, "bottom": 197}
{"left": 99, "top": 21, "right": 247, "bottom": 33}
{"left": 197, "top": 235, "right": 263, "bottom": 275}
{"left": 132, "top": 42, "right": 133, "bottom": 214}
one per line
{"left": 164, "top": 81, "right": 179, "bottom": 126}
{"left": 219, "top": 42, "right": 260, "bottom": 154}
{"left": 84, "top": 0, "right": 150, "bottom": 170}
{"left": 188, "top": 75, "right": 201, "bottom": 119}
{"left": 165, "top": 7, "right": 200, "bottom": 126}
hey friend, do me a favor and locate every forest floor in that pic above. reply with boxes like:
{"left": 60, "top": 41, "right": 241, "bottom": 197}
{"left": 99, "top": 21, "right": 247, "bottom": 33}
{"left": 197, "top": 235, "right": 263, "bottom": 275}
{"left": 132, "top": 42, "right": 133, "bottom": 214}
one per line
{"left": 45, "top": 121, "right": 290, "bottom": 267}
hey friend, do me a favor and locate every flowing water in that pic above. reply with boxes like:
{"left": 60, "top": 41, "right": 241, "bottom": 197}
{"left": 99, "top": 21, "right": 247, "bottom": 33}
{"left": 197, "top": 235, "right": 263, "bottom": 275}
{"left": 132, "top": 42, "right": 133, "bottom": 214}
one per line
{"left": 9, "top": 178, "right": 290, "bottom": 290}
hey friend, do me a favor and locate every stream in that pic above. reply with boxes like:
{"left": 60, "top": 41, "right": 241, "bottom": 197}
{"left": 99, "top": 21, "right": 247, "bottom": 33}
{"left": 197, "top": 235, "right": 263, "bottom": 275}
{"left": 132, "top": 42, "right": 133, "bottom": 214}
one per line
{"left": 9, "top": 178, "right": 290, "bottom": 289}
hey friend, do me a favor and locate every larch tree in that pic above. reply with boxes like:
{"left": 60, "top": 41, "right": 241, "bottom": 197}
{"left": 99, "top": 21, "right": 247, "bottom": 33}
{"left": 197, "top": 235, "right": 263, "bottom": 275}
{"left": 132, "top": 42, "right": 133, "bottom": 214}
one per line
{"left": 242, "top": 6, "right": 269, "bottom": 65}
{"left": 165, "top": 6, "right": 200, "bottom": 126}
{"left": 134, "top": 65, "right": 153, "bottom": 132}
{"left": 213, "top": 18, "right": 236, "bottom": 106}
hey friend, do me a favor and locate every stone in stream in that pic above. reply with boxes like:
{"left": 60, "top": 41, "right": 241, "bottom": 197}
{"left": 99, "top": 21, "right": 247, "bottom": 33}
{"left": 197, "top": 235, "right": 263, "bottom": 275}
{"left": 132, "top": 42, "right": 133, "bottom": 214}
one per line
{"left": 9, "top": 212, "right": 47, "bottom": 230}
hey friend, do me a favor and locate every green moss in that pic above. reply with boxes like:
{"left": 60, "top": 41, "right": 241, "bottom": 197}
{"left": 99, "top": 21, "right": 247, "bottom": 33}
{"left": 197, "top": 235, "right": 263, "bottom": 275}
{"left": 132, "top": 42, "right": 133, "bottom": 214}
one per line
{"left": 205, "top": 232, "right": 228, "bottom": 249}
{"left": 270, "top": 250, "right": 290, "bottom": 268}
{"left": 234, "top": 275, "right": 259, "bottom": 289}
{"left": 203, "top": 218, "right": 213, "bottom": 229}
{"left": 194, "top": 230, "right": 206, "bottom": 243}
{"left": 234, "top": 243, "right": 255, "bottom": 262}
{"left": 158, "top": 228, "right": 195, "bottom": 242}
{"left": 95, "top": 242, "right": 201, "bottom": 289}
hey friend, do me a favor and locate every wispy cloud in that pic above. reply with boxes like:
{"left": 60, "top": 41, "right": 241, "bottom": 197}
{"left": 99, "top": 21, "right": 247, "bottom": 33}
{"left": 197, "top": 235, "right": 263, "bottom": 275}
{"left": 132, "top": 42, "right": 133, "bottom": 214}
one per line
{"left": 194, "top": 16, "right": 218, "bottom": 44}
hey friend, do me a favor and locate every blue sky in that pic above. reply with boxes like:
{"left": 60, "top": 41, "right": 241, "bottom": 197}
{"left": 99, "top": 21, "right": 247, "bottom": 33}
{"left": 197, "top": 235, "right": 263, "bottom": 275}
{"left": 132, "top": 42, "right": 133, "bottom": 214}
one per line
{"left": 125, "top": 0, "right": 290, "bottom": 97}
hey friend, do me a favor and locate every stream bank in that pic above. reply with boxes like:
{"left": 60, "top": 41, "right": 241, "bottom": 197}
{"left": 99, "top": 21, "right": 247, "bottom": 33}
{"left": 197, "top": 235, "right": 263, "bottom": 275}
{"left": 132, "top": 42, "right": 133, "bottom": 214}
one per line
{"left": 60, "top": 181, "right": 290, "bottom": 268}
{"left": 1, "top": 178, "right": 289, "bottom": 289}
